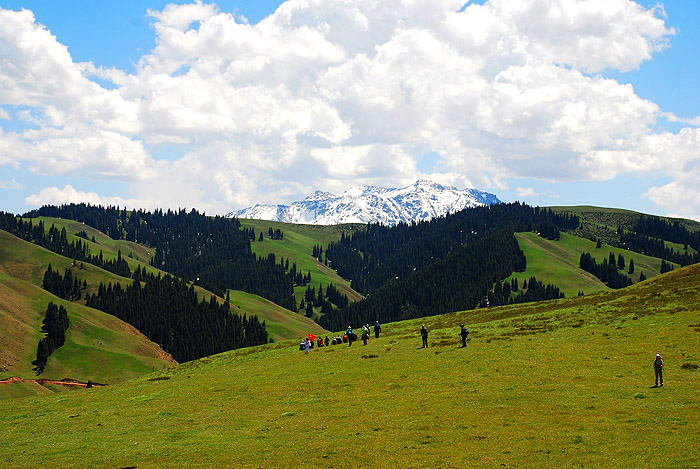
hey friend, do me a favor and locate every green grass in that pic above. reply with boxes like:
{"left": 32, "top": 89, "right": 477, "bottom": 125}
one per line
{"left": 227, "top": 290, "right": 327, "bottom": 342}
{"left": 549, "top": 205, "right": 700, "bottom": 247}
{"left": 509, "top": 232, "right": 677, "bottom": 298}
{"left": 1, "top": 261, "right": 699, "bottom": 466}
{"left": 239, "top": 219, "right": 363, "bottom": 305}
{"left": 0, "top": 231, "right": 175, "bottom": 391}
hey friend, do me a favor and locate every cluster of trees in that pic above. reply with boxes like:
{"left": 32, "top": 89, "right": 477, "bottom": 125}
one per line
{"left": 633, "top": 215, "right": 700, "bottom": 251}
{"left": 319, "top": 230, "right": 528, "bottom": 331}
{"left": 268, "top": 227, "right": 284, "bottom": 240}
{"left": 325, "top": 203, "right": 577, "bottom": 295}
{"left": 0, "top": 213, "right": 132, "bottom": 278}
{"left": 537, "top": 223, "right": 561, "bottom": 240}
{"left": 484, "top": 276, "right": 564, "bottom": 307}
{"left": 300, "top": 283, "right": 349, "bottom": 317}
{"left": 21, "top": 204, "right": 297, "bottom": 310}
{"left": 33, "top": 302, "right": 70, "bottom": 374}
{"left": 86, "top": 266, "right": 268, "bottom": 363}
{"left": 619, "top": 230, "right": 699, "bottom": 266}
{"left": 42, "top": 264, "right": 86, "bottom": 301}
{"left": 660, "top": 260, "right": 675, "bottom": 274}
{"left": 579, "top": 252, "right": 633, "bottom": 289}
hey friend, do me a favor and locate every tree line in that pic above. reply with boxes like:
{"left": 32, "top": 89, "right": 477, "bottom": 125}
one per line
{"left": 85, "top": 266, "right": 268, "bottom": 363}
{"left": 33, "top": 302, "right": 70, "bottom": 374}
{"left": 319, "top": 230, "right": 528, "bottom": 331}
{"left": 484, "top": 276, "right": 564, "bottom": 307}
{"left": 0, "top": 213, "right": 132, "bottom": 278}
{"left": 324, "top": 203, "right": 578, "bottom": 295}
{"left": 579, "top": 252, "right": 633, "bottom": 289}
{"left": 42, "top": 264, "right": 87, "bottom": 301}
{"left": 21, "top": 204, "right": 297, "bottom": 310}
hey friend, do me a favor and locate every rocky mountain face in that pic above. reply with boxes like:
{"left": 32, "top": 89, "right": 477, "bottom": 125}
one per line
{"left": 228, "top": 180, "right": 501, "bottom": 225}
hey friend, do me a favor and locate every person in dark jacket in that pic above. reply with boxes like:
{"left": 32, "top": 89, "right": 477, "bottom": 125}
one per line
{"left": 324, "top": 336, "right": 330, "bottom": 347}
{"left": 459, "top": 325, "right": 469, "bottom": 347}
{"left": 420, "top": 325, "right": 428, "bottom": 348}
{"left": 361, "top": 329, "right": 369, "bottom": 346}
{"left": 347, "top": 326, "right": 354, "bottom": 347}
{"left": 654, "top": 354, "right": 664, "bottom": 387}
{"left": 374, "top": 320, "right": 381, "bottom": 339}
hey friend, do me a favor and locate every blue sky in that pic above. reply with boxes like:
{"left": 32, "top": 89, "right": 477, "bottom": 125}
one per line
{"left": 0, "top": 0, "right": 698, "bottom": 219}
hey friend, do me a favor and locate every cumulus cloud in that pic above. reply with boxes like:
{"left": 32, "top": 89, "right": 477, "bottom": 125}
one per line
{"left": 25, "top": 185, "right": 140, "bottom": 208}
{"left": 1, "top": 0, "right": 696, "bottom": 217}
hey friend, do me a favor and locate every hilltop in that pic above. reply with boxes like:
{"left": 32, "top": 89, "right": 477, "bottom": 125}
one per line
{"left": 1, "top": 261, "right": 698, "bottom": 466}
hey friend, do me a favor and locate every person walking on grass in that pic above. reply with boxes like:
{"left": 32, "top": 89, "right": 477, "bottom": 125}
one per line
{"left": 362, "top": 328, "right": 369, "bottom": 346}
{"left": 420, "top": 325, "right": 429, "bottom": 348}
{"left": 374, "top": 320, "right": 381, "bottom": 339}
{"left": 304, "top": 338, "right": 310, "bottom": 355}
{"left": 654, "top": 353, "right": 664, "bottom": 387}
{"left": 347, "top": 326, "right": 354, "bottom": 347}
{"left": 459, "top": 324, "right": 469, "bottom": 347}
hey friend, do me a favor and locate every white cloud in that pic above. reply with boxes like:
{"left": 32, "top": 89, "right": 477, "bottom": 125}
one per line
{"left": 25, "top": 185, "right": 139, "bottom": 208}
{"left": 515, "top": 187, "right": 536, "bottom": 197}
{"left": 0, "top": 1, "right": 695, "bottom": 217}
{"left": 0, "top": 178, "right": 23, "bottom": 190}
{"left": 0, "top": 108, "right": 9, "bottom": 120}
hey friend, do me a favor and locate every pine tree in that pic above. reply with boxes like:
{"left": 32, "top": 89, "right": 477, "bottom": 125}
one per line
{"left": 628, "top": 259, "right": 635, "bottom": 274}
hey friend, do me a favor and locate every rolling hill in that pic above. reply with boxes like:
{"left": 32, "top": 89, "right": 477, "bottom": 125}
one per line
{"left": 0, "top": 230, "right": 175, "bottom": 396}
{"left": 10, "top": 217, "right": 327, "bottom": 343}
{"left": 1, "top": 260, "right": 698, "bottom": 466}
{"left": 509, "top": 231, "right": 678, "bottom": 298}
{"left": 239, "top": 218, "right": 364, "bottom": 305}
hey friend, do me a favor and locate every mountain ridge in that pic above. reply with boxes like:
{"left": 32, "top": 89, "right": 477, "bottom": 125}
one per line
{"left": 228, "top": 180, "right": 501, "bottom": 225}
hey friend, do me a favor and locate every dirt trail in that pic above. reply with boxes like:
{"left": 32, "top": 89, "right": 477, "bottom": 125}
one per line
{"left": 0, "top": 377, "right": 104, "bottom": 388}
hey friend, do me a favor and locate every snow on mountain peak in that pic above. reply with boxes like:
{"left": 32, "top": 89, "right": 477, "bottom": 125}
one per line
{"left": 227, "top": 180, "right": 501, "bottom": 225}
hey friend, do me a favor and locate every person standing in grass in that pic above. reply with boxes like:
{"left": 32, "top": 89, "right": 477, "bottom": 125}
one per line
{"left": 459, "top": 325, "right": 469, "bottom": 347}
{"left": 374, "top": 320, "right": 382, "bottom": 338}
{"left": 361, "top": 328, "right": 369, "bottom": 346}
{"left": 347, "top": 326, "right": 354, "bottom": 347}
{"left": 420, "top": 325, "right": 429, "bottom": 348}
{"left": 304, "top": 338, "right": 310, "bottom": 355}
{"left": 654, "top": 354, "right": 664, "bottom": 387}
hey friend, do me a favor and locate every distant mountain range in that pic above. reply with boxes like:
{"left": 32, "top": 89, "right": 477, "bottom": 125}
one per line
{"left": 228, "top": 180, "right": 501, "bottom": 225}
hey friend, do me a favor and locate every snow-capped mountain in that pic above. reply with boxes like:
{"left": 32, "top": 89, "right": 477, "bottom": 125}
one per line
{"left": 228, "top": 180, "right": 501, "bottom": 226}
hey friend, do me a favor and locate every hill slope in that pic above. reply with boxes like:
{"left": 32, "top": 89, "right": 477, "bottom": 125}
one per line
{"left": 0, "top": 231, "right": 175, "bottom": 394}
{"left": 2, "top": 262, "right": 698, "bottom": 466}
{"left": 509, "top": 231, "right": 676, "bottom": 298}
{"left": 12, "top": 217, "right": 326, "bottom": 343}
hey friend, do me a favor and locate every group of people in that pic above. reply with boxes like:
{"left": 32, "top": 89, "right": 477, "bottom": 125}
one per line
{"left": 299, "top": 321, "right": 383, "bottom": 353}
{"left": 298, "top": 321, "right": 668, "bottom": 388}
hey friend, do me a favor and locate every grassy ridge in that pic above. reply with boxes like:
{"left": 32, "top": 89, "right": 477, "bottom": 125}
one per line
{"left": 509, "top": 232, "right": 676, "bottom": 297}
{"left": 0, "top": 231, "right": 175, "bottom": 391}
{"left": 2, "top": 263, "right": 698, "bottom": 466}
{"left": 239, "top": 219, "right": 363, "bottom": 304}
{"left": 227, "top": 290, "right": 327, "bottom": 342}
{"left": 17, "top": 217, "right": 323, "bottom": 342}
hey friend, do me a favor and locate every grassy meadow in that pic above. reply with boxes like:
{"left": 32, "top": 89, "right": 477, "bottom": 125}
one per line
{"left": 0, "top": 232, "right": 175, "bottom": 393}
{"left": 2, "top": 262, "right": 699, "bottom": 467}
{"left": 239, "top": 219, "right": 364, "bottom": 306}
{"left": 510, "top": 231, "right": 676, "bottom": 298}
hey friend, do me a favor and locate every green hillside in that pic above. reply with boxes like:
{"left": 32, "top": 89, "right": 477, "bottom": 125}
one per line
{"left": 227, "top": 290, "right": 327, "bottom": 342}
{"left": 2, "top": 261, "right": 698, "bottom": 466}
{"left": 239, "top": 219, "right": 363, "bottom": 304}
{"left": 549, "top": 205, "right": 700, "bottom": 246}
{"left": 509, "top": 231, "right": 677, "bottom": 298}
{"left": 20, "top": 217, "right": 324, "bottom": 342}
{"left": 0, "top": 231, "right": 175, "bottom": 395}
